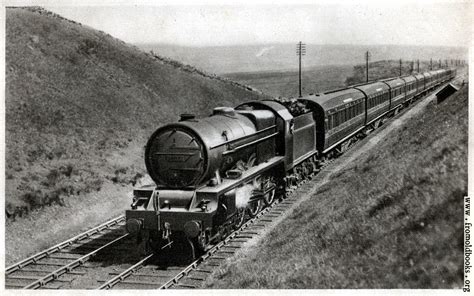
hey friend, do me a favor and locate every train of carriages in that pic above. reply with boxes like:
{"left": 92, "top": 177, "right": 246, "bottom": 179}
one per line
{"left": 125, "top": 68, "right": 456, "bottom": 259}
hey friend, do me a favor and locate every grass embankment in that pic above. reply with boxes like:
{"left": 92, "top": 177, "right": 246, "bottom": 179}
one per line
{"left": 223, "top": 65, "right": 353, "bottom": 98}
{"left": 5, "top": 7, "right": 268, "bottom": 219}
{"left": 205, "top": 84, "right": 468, "bottom": 288}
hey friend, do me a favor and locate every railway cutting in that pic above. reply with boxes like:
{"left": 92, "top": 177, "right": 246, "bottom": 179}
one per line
{"left": 5, "top": 70, "right": 463, "bottom": 289}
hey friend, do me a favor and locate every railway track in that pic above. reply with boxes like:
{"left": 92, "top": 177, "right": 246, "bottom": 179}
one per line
{"left": 5, "top": 215, "right": 127, "bottom": 289}
{"left": 96, "top": 188, "right": 314, "bottom": 289}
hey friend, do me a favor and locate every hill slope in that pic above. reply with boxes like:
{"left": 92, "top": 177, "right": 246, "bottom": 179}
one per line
{"left": 5, "top": 7, "right": 269, "bottom": 218}
{"left": 205, "top": 82, "right": 467, "bottom": 288}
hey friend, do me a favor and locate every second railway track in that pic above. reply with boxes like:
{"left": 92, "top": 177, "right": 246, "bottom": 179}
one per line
{"left": 5, "top": 215, "right": 127, "bottom": 289}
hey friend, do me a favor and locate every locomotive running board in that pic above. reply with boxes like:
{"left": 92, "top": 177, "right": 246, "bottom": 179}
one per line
{"left": 197, "top": 156, "right": 285, "bottom": 195}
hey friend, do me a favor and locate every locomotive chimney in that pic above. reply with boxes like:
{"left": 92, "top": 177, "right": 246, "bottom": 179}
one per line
{"left": 212, "top": 107, "right": 236, "bottom": 117}
{"left": 179, "top": 113, "right": 196, "bottom": 121}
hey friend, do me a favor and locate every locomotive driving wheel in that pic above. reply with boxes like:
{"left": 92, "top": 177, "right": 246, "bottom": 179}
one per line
{"left": 262, "top": 177, "right": 276, "bottom": 206}
{"left": 247, "top": 199, "right": 261, "bottom": 218}
{"left": 234, "top": 207, "right": 246, "bottom": 230}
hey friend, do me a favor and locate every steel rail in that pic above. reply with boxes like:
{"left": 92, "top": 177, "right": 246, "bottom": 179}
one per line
{"left": 158, "top": 193, "right": 287, "bottom": 289}
{"left": 6, "top": 215, "right": 125, "bottom": 274}
{"left": 23, "top": 233, "right": 130, "bottom": 289}
{"left": 97, "top": 253, "right": 155, "bottom": 289}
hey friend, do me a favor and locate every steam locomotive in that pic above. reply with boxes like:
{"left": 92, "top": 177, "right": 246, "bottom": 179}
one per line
{"left": 125, "top": 68, "right": 456, "bottom": 259}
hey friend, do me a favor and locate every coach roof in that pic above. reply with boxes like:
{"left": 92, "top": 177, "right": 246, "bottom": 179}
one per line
{"left": 300, "top": 87, "right": 365, "bottom": 113}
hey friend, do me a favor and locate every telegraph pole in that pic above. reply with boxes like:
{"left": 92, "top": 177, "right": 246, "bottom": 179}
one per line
{"left": 365, "top": 51, "right": 370, "bottom": 82}
{"left": 399, "top": 59, "right": 402, "bottom": 76}
{"left": 296, "top": 41, "right": 306, "bottom": 97}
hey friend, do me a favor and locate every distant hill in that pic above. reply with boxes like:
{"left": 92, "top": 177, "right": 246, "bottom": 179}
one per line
{"left": 137, "top": 43, "right": 468, "bottom": 74}
{"left": 5, "top": 7, "right": 269, "bottom": 218}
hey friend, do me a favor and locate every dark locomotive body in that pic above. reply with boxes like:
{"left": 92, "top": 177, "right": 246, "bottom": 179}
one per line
{"left": 125, "top": 68, "right": 456, "bottom": 257}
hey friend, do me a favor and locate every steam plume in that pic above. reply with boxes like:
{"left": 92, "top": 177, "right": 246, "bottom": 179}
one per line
{"left": 235, "top": 184, "right": 255, "bottom": 208}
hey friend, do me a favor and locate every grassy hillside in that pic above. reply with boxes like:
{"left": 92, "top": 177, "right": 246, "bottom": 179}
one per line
{"left": 223, "top": 65, "right": 353, "bottom": 98}
{"left": 205, "top": 84, "right": 467, "bottom": 288}
{"left": 5, "top": 7, "right": 269, "bottom": 219}
{"left": 137, "top": 43, "right": 467, "bottom": 74}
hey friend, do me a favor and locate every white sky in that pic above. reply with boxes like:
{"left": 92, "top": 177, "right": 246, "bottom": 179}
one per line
{"left": 8, "top": 0, "right": 474, "bottom": 46}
